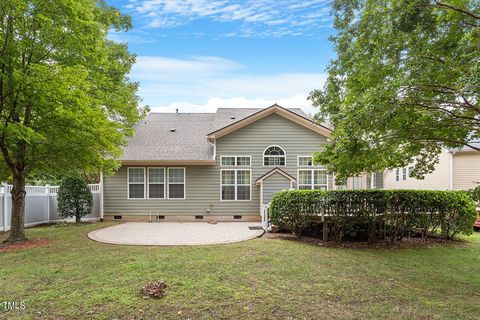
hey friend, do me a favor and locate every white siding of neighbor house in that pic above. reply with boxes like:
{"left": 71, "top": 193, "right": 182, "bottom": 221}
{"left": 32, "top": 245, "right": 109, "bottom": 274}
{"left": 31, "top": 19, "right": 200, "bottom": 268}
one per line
{"left": 103, "top": 113, "right": 330, "bottom": 217}
{"left": 383, "top": 152, "right": 451, "bottom": 190}
{"left": 453, "top": 152, "right": 480, "bottom": 190}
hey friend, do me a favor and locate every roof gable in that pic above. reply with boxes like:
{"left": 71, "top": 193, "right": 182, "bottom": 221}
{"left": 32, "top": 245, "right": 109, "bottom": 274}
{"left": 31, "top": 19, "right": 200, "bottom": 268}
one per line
{"left": 207, "top": 104, "right": 330, "bottom": 141}
{"left": 255, "top": 167, "right": 296, "bottom": 185}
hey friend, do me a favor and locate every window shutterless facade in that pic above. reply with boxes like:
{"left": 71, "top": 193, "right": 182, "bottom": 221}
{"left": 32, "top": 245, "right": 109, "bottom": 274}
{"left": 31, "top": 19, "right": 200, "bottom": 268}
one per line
{"left": 220, "top": 169, "right": 251, "bottom": 201}
{"left": 147, "top": 168, "right": 165, "bottom": 199}
{"left": 128, "top": 167, "right": 146, "bottom": 199}
{"left": 297, "top": 156, "right": 313, "bottom": 166}
{"left": 352, "top": 176, "right": 362, "bottom": 189}
{"left": 128, "top": 167, "right": 185, "bottom": 199}
{"left": 220, "top": 155, "right": 251, "bottom": 166}
{"left": 297, "top": 155, "right": 324, "bottom": 167}
{"left": 297, "top": 169, "right": 328, "bottom": 190}
{"left": 168, "top": 168, "right": 186, "bottom": 199}
{"left": 263, "top": 145, "right": 286, "bottom": 166}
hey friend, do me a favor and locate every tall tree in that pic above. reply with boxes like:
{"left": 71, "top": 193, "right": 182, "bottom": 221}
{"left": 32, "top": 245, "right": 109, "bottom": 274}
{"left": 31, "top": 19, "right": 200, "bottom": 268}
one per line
{"left": 310, "top": 0, "right": 480, "bottom": 180}
{"left": 0, "top": 0, "right": 145, "bottom": 242}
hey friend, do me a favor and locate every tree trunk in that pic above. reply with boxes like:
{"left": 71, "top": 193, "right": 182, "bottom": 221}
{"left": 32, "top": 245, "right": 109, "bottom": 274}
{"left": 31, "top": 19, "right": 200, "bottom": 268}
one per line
{"left": 6, "top": 172, "right": 28, "bottom": 243}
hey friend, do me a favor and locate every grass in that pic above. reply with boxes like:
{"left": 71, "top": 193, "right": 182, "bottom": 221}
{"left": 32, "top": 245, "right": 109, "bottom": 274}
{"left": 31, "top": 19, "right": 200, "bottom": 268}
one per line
{"left": 0, "top": 222, "right": 480, "bottom": 320}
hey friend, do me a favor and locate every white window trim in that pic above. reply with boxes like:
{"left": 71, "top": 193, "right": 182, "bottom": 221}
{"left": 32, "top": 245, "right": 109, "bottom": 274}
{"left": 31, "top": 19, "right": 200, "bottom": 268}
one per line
{"left": 352, "top": 176, "right": 362, "bottom": 190}
{"left": 402, "top": 167, "right": 407, "bottom": 180}
{"left": 297, "top": 169, "right": 329, "bottom": 190}
{"left": 297, "top": 155, "right": 325, "bottom": 167}
{"left": 263, "top": 145, "right": 286, "bottom": 167}
{"left": 147, "top": 167, "right": 166, "bottom": 199}
{"left": 395, "top": 168, "right": 400, "bottom": 181}
{"left": 127, "top": 167, "right": 146, "bottom": 200}
{"left": 167, "top": 167, "right": 186, "bottom": 200}
{"left": 220, "top": 169, "right": 252, "bottom": 201}
{"left": 220, "top": 155, "right": 252, "bottom": 167}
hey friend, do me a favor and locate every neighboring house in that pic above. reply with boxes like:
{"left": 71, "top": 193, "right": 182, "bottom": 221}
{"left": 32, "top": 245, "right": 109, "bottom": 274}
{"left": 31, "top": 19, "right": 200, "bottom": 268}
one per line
{"left": 383, "top": 143, "right": 480, "bottom": 191}
{"left": 103, "top": 104, "right": 332, "bottom": 222}
{"left": 334, "top": 173, "right": 384, "bottom": 190}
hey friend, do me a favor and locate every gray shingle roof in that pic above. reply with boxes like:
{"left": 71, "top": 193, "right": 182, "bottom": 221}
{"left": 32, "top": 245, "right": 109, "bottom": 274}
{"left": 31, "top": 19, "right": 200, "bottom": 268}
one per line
{"left": 121, "top": 107, "right": 309, "bottom": 161}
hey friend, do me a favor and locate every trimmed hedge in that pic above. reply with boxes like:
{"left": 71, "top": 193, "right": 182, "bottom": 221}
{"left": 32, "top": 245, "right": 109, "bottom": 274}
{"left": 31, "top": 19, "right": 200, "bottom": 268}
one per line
{"left": 270, "top": 190, "right": 477, "bottom": 242}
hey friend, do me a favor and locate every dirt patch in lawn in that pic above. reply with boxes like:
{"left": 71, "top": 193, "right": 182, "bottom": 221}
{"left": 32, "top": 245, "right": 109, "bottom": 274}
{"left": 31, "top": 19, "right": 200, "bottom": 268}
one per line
{"left": 265, "top": 232, "right": 466, "bottom": 250}
{"left": 0, "top": 238, "right": 53, "bottom": 253}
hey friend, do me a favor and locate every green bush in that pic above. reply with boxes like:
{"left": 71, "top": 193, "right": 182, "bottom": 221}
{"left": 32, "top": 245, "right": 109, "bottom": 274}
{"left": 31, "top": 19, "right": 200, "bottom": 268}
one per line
{"left": 270, "top": 189, "right": 477, "bottom": 242}
{"left": 57, "top": 177, "right": 93, "bottom": 223}
{"left": 269, "top": 190, "right": 325, "bottom": 236}
{"left": 469, "top": 185, "right": 480, "bottom": 205}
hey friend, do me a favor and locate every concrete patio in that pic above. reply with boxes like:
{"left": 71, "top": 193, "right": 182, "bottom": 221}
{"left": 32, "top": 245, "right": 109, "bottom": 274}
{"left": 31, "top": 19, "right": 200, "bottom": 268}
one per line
{"left": 87, "top": 222, "right": 264, "bottom": 246}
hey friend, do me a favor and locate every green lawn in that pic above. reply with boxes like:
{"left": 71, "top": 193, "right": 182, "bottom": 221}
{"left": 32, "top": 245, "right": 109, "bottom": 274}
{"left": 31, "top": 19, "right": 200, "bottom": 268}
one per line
{"left": 1, "top": 223, "right": 479, "bottom": 320}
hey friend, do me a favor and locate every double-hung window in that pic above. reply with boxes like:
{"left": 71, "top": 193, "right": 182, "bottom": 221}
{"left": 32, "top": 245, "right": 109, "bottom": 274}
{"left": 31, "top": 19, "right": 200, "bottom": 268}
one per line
{"left": 221, "top": 169, "right": 251, "bottom": 200}
{"left": 298, "top": 169, "right": 328, "bottom": 190}
{"left": 128, "top": 167, "right": 185, "bottom": 199}
{"left": 148, "top": 168, "right": 165, "bottom": 199}
{"left": 168, "top": 168, "right": 185, "bottom": 199}
{"left": 395, "top": 169, "right": 400, "bottom": 181}
{"left": 128, "top": 168, "right": 145, "bottom": 199}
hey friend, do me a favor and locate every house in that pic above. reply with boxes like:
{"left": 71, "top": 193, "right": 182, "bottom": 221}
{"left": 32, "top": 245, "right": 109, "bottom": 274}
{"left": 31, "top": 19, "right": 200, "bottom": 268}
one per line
{"left": 383, "top": 143, "right": 480, "bottom": 191}
{"left": 333, "top": 173, "right": 383, "bottom": 190}
{"left": 103, "top": 104, "right": 332, "bottom": 223}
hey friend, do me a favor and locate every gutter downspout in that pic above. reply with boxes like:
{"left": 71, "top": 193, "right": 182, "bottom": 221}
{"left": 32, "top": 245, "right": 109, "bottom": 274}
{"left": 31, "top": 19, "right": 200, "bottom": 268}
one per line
{"left": 448, "top": 152, "right": 455, "bottom": 190}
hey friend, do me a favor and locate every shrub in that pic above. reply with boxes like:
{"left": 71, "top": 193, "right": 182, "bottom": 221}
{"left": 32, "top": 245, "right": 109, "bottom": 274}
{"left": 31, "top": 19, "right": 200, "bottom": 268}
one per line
{"left": 269, "top": 190, "right": 325, "bottom": 236}
{"left": 57, "top": 177, "right": 93, "bottom": 223}
{"left": 270, "top": 189, "right": 477, "bottom": 242}
{"left": 469, "top": 185, "right": 480, "bottom": 205}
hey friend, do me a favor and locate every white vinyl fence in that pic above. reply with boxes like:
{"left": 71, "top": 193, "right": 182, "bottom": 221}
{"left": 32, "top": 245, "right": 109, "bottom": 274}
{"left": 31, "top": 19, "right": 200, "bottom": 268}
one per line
{"left": 0, "top": 183, "right": 103, "bottom": 232}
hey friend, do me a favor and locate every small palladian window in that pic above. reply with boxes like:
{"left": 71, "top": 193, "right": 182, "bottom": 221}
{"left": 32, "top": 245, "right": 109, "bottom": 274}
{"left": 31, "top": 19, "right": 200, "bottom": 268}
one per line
{"left": 263, "top": 145, "right": 286, "bottom": 166}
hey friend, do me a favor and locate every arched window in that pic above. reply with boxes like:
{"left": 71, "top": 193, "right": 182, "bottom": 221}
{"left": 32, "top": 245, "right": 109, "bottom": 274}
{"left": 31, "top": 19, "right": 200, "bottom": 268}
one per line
{"left": 263, "top": 145, "right": 286, "bottom": 166}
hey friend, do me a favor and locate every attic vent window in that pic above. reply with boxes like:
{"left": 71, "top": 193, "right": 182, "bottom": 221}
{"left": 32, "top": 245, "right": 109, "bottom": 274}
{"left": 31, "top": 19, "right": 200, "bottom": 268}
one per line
{"left": 169, "top": 128, "right": 176, "bottom": 132}
{"left": 230, "top": 116, "right": 236, "bottom": 120}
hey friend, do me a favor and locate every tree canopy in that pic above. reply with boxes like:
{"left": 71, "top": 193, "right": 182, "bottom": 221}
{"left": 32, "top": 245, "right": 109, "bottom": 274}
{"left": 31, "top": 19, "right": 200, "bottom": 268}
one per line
{"left": 310, "top": 0, "right": 480, "bottom": 179}
{"left": 0, "top": 0, "right": 146, "bottom": 241}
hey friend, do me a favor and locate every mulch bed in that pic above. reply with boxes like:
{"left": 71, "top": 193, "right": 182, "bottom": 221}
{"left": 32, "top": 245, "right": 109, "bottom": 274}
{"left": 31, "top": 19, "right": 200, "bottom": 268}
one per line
{"left": 264, "top": 232, "right": 466, "bottom": 250}
{"left": 0, "top": 238, "right": 53, "bottom": 253}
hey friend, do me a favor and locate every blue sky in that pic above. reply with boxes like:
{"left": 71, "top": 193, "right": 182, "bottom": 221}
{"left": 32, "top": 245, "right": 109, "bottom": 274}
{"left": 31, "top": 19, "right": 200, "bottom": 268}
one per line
{"left": 107, "top": 0, "right": 335, "bottom": 114}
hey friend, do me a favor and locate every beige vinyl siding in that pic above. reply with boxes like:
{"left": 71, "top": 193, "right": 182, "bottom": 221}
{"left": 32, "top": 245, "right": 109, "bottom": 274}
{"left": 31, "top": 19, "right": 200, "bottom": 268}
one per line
{"left": 104, "top": 113, "right": 329, "bottom": 217}
{"left": 262, "top": 172, "right": 291, "bottom": 204}
{"left": 383, "top": 152, "right": 450, "bottom": 190}
{"left": 453, "top": 152, "right": 480, "bottom": 190}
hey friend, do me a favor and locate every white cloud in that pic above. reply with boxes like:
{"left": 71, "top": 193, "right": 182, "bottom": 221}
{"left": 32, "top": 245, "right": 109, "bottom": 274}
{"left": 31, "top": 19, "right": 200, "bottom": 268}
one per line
{"left": 129, "top": 0, "right": 332, "bottom": 38}
{"left": 132, "top": 56, "right": 242, "bottom": 81}
{"left": 149, "top": 94, "right": 318, "bottom": 115}
{"left": 131, "top": 56, "right": 326, "bottom": 106}
{"left": 130, "top": 55, "right": 326, "bottom": 115}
